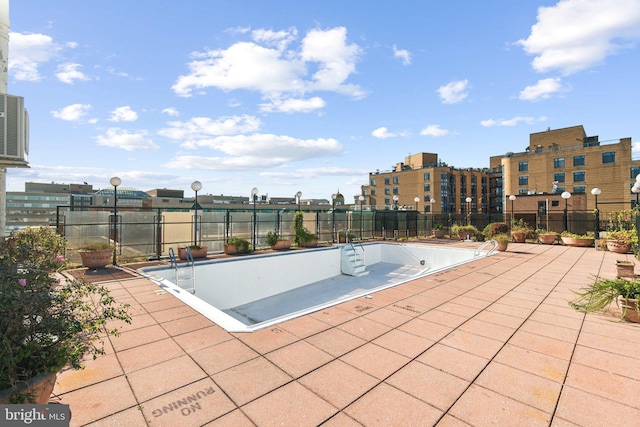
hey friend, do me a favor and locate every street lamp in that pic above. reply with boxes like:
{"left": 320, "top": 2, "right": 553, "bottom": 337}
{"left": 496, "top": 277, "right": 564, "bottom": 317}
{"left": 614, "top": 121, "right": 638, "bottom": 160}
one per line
{"left": 296, "top": 191, "right": 302, "bottom": 211}
{"left": 561, "top": 191, "right": 571, "bottom": 232}
{"left": 392, "top": 195, "right": 399, "bottom": 239}
{"left": 109, "top": 176, "right": 121, "bottom": 266}
{"left": 359, "top": 195, "right": 365, "bottom": 238}
{"left": 430, "top": 198, "right": 436, "bottom": 229}
{"left": 252, "top": 187, "right": 259, "bottom": 250}
{"left": 591, "top": 187, "right": 602, "bottom": 239}
{"left": 414, "top": 196, "right": 419, "bottom": 211}
{"left": 633, "top": 174, "right": 640, "bottom": 208}
{"left": 509, "top": 195, "right": 516, "bottom": 227}
{"left": 465, "top": 197, "right": 472, "bottom": 226}
{"left": 393, "top": 194, "right": 399, "bottom": 210}
{"left": 331, "top": 193, "right": 337, "bottom": 242}
{"left": 191, "top": 180, "right": 202, "bottom": 247}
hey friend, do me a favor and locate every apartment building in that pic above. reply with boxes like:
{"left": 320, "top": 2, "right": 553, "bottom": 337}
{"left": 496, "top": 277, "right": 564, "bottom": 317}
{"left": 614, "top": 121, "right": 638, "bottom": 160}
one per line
{"left": 361, "top": 152, "right": 503, "bottom": 214}
{"left": 492, "top": 125, "right": 640, "bottom": 212}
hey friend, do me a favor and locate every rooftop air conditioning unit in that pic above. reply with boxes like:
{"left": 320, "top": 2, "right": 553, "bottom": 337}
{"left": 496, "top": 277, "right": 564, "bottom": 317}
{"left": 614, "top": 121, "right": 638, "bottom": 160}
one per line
{"left": 0, "top": 93, "right": 29, "bottom": 168}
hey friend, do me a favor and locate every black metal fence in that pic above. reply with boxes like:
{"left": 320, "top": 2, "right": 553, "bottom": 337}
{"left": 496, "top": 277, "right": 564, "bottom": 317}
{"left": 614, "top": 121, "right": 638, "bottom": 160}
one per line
{"left": 53, "top": 205, "right": 635, "bottom": 263}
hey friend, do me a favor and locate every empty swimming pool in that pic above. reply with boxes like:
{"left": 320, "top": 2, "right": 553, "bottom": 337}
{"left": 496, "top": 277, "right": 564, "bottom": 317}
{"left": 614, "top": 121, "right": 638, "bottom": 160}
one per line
{"left": 140, "top": 242, "right": 495, "bottom": 332}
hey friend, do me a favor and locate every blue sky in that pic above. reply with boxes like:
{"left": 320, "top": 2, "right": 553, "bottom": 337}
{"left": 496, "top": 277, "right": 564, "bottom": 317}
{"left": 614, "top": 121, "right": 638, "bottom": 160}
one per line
{"left": 5, "top": 0, "right": 640, "bottom": 201}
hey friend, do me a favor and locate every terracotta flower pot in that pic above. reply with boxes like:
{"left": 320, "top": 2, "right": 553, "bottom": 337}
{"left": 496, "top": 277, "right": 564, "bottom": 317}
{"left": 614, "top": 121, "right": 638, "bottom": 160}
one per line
{"left": 223, "top": 244, "right": 246, "bottom": 255}
{"left": 496, "top": 241, "right": 508, "bottom": 251}
{"left": 432, "top": 230, "right": 445, "bottom": 238}
{"left": 0, "top": 372, "right": 57, "bottom": 404}
{"left": 618, "top": 297, "right": 640, "bottom": 323}
{"left": 511, "top": 231, "right": 526, "bottom": 243}
{"left": 299, "top": 238, "right": 318, "bottom": 248}
{"left": 607, "top": 240, "right": 631, "bottom": 254}
{"left": 561, "top": 237, "right": 594, "bottom": 247}
{"left": 616, "top": 260, "right": 634, "bottom": 278}
{"left": 178, "top": 246, "right": 208, "bottom": 260}
{"left": 79, "top": 249, "right": 112, "bottom": 269}
{"left": 271, "top": 240, "right": 292, "bottom": 250}
{"left": 538, "top": 234, "right": 557, "bottom": 244}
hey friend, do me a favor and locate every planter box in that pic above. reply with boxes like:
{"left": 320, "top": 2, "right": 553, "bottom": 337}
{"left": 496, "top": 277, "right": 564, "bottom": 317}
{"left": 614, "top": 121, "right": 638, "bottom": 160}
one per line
{"left": 618, "top": 297, "right": 640, "bottom": 323}
{"left": 299, "top": 238, "right": 319, "bottom": 248}
{"left": 178, "top": 246, "right": 208, "bottom": 260}
{"left": 432, "top": 230, "right": 445, "bottom": 239}
{"left": 271, "top": 240, "right": 292, "bottom": 251}
{"left": 616, "top": 260, "right": 635, "bottom": 278}
{"left": 607, "top": 240, "right": 631, "bottom": 254}
{"left": 79, "top": 249, "right": 112, "bottom": 269}
{"left": 223, "top": 244, "right": 247, "bottom": 255}
{"left": 561, "top": 236, "right": 594, "bottom": 247}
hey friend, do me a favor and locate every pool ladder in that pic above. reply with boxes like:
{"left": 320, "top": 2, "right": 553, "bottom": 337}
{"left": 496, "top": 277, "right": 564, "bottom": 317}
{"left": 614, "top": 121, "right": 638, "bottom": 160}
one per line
{"left": 168, "top": 247, "right": 196, "bottom": 294}
{"left": 340, "top": 229, "right": 368, "bottom": 277}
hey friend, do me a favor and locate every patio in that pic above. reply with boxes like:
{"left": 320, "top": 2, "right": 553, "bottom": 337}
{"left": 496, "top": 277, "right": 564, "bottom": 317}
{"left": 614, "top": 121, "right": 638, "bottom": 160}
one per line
{"left": 52, "top": 241, "right": 640, "bottom": 426}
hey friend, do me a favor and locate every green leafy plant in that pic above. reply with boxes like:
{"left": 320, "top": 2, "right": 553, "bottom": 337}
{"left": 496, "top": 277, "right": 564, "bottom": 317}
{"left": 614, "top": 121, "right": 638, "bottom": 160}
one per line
{"left": 0, "top": 228, "right": 131, "bottom": 403}
{"left": 79, "top": 241, "right": 112, "bottom": 251}
{"left": 451, "top": 224, "right": 478, "bottom": 237}
{"left": 560, "top": 231, "right": 594, "bottom": 238}
{"left": 294, "top": 211, "right": 317, "bottom": 244}
{"left": 433, "top": 223, "right": 443, "bottom": 230}
{"left": 484, "top": 222, "right": 508, "bottom": 238}
{"left": 226, "top": 237, "right": 250, "bottom": 252}
{"left": 493, "top": 233, "right": 510, "bottom": 244}
{"left": 607, "top": 229, "right": 637, "bottom": 245}
{"left": 569, "top": 276, "right": 640, "bottom": 319}
{"left": 511, "top": 218, "right": 531, "bottom": 232}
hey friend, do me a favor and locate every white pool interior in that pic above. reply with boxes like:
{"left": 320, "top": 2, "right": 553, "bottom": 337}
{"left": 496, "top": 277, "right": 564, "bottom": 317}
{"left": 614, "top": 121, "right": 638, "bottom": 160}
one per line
{"left": 140, "top": 242, "right": 494, "bottom": 332}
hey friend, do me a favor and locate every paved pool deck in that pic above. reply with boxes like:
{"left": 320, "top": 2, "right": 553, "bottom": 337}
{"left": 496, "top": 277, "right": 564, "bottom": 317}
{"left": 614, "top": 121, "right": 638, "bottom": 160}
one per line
{"left": 52, "top": 241, "right": 640, "bottom": 426}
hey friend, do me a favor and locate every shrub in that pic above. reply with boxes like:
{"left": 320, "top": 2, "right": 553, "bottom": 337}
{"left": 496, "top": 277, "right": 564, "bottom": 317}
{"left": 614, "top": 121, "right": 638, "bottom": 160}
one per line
{"left": 226, "top": 237, "right": 250, "bottom": 252}
{"left": 483, "top": 222, "right": 508, "bottom": 238}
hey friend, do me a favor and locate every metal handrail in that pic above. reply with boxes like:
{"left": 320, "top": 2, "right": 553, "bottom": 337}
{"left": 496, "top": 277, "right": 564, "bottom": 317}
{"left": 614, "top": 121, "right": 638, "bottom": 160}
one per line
{"left": 475, "top": 239, "right": 497, "bottom": 256}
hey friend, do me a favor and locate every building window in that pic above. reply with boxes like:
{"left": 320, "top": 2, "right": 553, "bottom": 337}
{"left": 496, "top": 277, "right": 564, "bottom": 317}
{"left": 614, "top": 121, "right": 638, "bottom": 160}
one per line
{"left": 393, "top": 176, "right": 399, "bottom": 184}
{"left": 519, "top": 176, "right": 528, "bottom": 186}
{"left": 384, "top": 188, "right": 390, "bottom": 195}
{"left": 573, "top": 171, "right": 586, "bottom": 182}
{"left": 370, "top": 178, "right": 376, "bottom": 186}
{"left": 423, "top": 195, "right": 431, "bottom": 202}
{"left": 370, "top": 189, "right": 376, "bottom": 196}
{"left": 424, "top": 172, "right": 430, "bottom": 180}
{"left": 553, "top": 157, "right": 565, "bottom": 168}
{"left": 573, "top": 155, "right": 585, "bottom": 167}
{"left": 556, "top": 187, "right": 566, "bottom": 193}
{"left": 393, "top": 187, "right": 399, "bottom": 194}
{"left": 385, "top": 197, "right": 390, "bottom": 205}
{"left": 519, "top": 189, "right": 528, "bottom": 195}
{"left": 554, "top": 173, "right": 565, "bottom": 183}
{"left": 518, "top": 162, "right": 528, "bottom": 172}
{"left": 631, "top": 167, "right": 640, "bottom": 178}
{"left": 602, "top": 152, "right": 616, "bottom": 164}
{"left": 424, "top": 184, "right": 431, "bottom": 192}
{"left": 384, "top": 177, "right": 390, "bottom": 185}
{"left": 573, "top": 186, "right": 586, "bottom": 194}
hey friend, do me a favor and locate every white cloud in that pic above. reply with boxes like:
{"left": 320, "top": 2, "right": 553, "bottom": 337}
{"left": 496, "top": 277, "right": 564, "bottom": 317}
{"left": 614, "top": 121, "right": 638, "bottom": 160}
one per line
{"left": 420, "top": 125, "right": 449, "bottom": 137}
{"left": 519, "top": 77, "right": 564, "bottom": 101}
{"left": 51, "top": 103, "right": 92, "bottom": 121}
{"left": 259, "top": 97, "right": 326, "bottom": 113}
{"left": 172, "top": 26, "right": 365, "bottom": 109}
{"left": 179, "top": 134, "right": 342, "bottom": 161}
{"left": 261, "top": 166, "right": 369, "bottom": 179}
{"left": 108, "top": 106, "right": 138, "bottom": 122}
{"left": 8, "top": 32, "right": 60, "bottom": 81}
{"left": 158, "top": 115, "right": 262, "bottom": 140}
{"left": 480, "top": 116, "right": 548, "bottom": 127}
{"left": 162, "top": 107, "right": 180, "bottom": 117}
{"left": 517, "top": 0, "right": 640, "bottom": 74}
{"left": 372, "top": 127, "right": 396, "bottom": 139}
{"left": 393, "top": 45, "right": 411, "bottom": 65}
{"left": 437, "top": 79, "right": 469, "bottom": 104}
{"left": 94, "top": 128, "right": 159, "bottom": 151}
{"left": 56, "top": 63, "right": 90, "bottom": 84}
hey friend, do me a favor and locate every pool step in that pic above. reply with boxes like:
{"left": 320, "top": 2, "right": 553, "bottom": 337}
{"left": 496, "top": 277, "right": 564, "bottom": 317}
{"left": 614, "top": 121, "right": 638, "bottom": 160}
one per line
{"left": 341, "top": 244, "right": 369, "bottom": 277}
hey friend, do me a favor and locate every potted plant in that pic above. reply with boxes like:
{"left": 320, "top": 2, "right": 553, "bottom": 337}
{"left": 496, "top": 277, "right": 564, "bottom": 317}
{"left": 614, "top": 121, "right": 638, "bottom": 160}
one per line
{"left": 537, "top": 230, "right": 559, "bottom": 245}
{"left": 605, "top": 229, "right": 636, "bottom": 254}
{"left": 616, "top": 260, "right": 635, "bottom": 278}
{"left": 510, "top": 219, "right": 531, "bottom": 243}
{"left": 0, "top": 228, "right": 131, "bottom": 403}
{"left": 266, "top": 231, "right": 292, "bottom": 251}
{"left": 294, "top": 211, "right": 318, "bottom": 247}
{"left": 569, "top": 276, "right": 640, "bottom": 323}
{"left": 483, "top": 222, "right": 509, "bottom": 239}
{"left": 560, "top": 232, "right": 595, "bottom": 247}
{"left": 78, "top": 241, "right": 112, "bottom": 269}
{"left": 178, "top": 244, "right": 208, "bottom": 259}
{"left": 493, "top": 233, "right": 510, "bottom": 251}
{"left": 338, "top": 230, "right": 356, "bottom": 243}
{"left": 224, "top": 237, "right": 251, "bottom": 255}
{"left": 431, "top": 224, "right": 445, "bottom": 238}
{"left": 451, "top": 224, "right": 479, "bottom": 241}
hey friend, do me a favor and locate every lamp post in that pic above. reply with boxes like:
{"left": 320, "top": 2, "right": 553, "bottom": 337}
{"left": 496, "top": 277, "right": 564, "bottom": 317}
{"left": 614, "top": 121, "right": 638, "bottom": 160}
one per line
{"left": 465, "top": 197, "right": 472, "bottom": 226}
{"left": 414, "top": 197, "right": 419, "bottom": 211}
{"left": 331, "top": 193, "right": 337, "bottom": 242}
{"left": 252, "top": 187, "right": 259, "bottom": 250}
{"left": 633, "top": 174, "right": 640, "bottom": 208}
{"left": 109, "top": 176, "right": 121, "bottom": 266}
{"left": 359, "top": 195, "right": 365, "bottom": 238}
{"left": 296, "top": 191, "right": 302, "bottom": 211}
{"left": 393, "top": 194, "right": 399, "bottom": 210}
{"left": 392, "top": 195, "right": 399, "bottom": 239}
{"left": 430, "top": 198, "right": 435, "bottom": 229}
{"left": 509, "top": 195, "right": 516, "bottom": 228}
{"left": 561, "top": 191, "right": 571, "bottom": 232}
{"left": 591, "top": 187, "right": 602, "bottom": 240}
{"left": 191, "top": 180, "right": 202, "bottom": 247}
